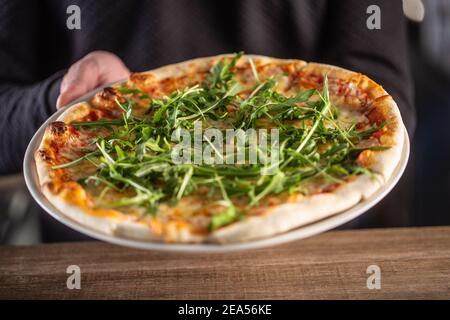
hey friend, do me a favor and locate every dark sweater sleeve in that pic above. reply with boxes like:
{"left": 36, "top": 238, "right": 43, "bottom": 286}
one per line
{"left": 0, "top": 73, "right": 64, "bottom": 174}
{"left": 0, "top": 0, "right": 65, "bottom": 174}
{"left": 319, "top": 0, "right": 416, "bottom": 135}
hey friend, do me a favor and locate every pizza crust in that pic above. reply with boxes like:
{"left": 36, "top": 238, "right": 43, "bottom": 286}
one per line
{"left": 367, "top": 96, "right": 405, "bottom": 180}
{"left": 297, "top": 62, "right": 405, "bottom": 180}
{"left": 138, "top": 54, "right": 307, "bottom": 79}
{"left": 35, "top": 54, "right": 406, "bottom": 244}
{"left": 56, "top": 101, "right": 92, "bottom": 123}
{"left": 209, "top": 173, "right": 384, "bottom": 243}
{"left": 41, "top": 184, "right": 120, "bottom": 235}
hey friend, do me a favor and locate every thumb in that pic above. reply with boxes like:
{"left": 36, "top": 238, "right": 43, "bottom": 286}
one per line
{"left": 56, "top": 81, "right": 92, "bottom": 109}
{"left": 56, "top": 59, "right": 100, "bottom": 109}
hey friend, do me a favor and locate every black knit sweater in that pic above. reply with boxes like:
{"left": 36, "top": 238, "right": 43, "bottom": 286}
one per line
{"left": 0, "top": 0, "right": 414, "bottom": 174}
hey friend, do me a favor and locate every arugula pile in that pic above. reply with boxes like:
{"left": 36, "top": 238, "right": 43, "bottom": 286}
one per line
{"left": 55, "top": 52, "right": 385, "bottom": 230}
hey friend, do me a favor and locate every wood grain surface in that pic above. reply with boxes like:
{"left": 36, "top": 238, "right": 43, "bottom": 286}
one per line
{"left": 0, "top": 226, "right": 449, "bottom": 299}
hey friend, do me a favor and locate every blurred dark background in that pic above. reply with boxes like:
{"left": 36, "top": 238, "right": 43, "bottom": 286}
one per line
{"left": 1, "top": 0, "right": 449, "bottom": 245}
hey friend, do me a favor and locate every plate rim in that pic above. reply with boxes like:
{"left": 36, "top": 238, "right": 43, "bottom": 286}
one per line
{"left": 23, "top": 90, "right": 410, "bottom": 253}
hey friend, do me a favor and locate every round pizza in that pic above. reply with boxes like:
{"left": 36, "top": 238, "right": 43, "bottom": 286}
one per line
{"left": 35, "top": 53, "right": 405, "bottom": 243}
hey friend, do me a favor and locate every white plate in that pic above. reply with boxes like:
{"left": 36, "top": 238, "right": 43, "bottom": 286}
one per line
{"left": 23, "top": 91, "right": 410, "bottom": 253}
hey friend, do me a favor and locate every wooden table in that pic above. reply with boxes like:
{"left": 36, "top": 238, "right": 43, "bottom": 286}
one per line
{"left": 0, "top": 226, "right": 449, "bottom": 299}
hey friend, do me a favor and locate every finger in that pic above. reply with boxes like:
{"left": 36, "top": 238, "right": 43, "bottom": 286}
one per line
{"left": 93, "top": 51, "right": 131, "bottom": 84}
{"left": 56, "top": 81, "right": 91, "bottom": 109}
{"left": 56, "top": 58, "right": 100, "bottom": 109}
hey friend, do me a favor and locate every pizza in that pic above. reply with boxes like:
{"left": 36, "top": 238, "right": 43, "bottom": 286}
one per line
{"left": 35, "top": 53, "right": 405, "bottom": 243}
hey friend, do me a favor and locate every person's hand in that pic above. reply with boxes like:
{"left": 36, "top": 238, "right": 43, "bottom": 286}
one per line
{"left": 56, "top": 51, "right": 130, "bottom": 109}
